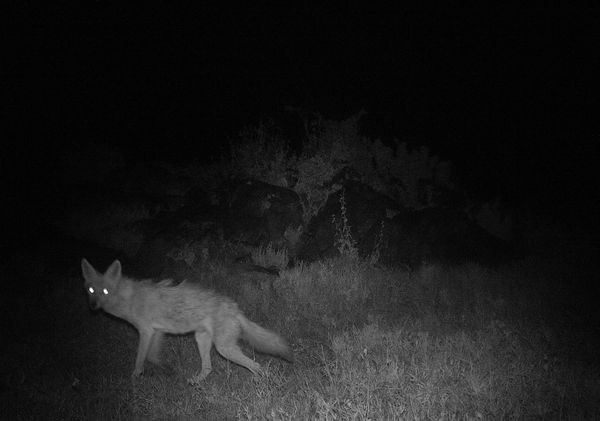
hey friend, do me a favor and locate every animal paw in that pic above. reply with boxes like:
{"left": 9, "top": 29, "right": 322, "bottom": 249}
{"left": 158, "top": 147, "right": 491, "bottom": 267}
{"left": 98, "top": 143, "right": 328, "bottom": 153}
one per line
{"left": 187, "top": 369, "right": 211, "bottom": 385}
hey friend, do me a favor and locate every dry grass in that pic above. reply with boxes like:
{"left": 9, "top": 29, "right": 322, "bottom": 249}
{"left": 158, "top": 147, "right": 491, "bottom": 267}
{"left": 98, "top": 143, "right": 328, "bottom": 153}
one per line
{"left": 3, "top": 249, "right": 599, "bottom": 419}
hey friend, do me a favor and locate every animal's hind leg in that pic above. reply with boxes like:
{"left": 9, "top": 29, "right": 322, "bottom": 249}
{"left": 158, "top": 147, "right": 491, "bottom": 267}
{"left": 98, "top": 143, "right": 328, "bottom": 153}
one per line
{"left": 188, "top": 330, "right": 213, "bottom": 384}
{"left": 214, "top": 320, "right": 262, "bottom": 375}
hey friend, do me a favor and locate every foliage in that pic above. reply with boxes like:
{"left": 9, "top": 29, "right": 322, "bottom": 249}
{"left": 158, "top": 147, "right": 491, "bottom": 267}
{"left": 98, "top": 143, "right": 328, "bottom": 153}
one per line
{"left": 331, "top": 188, "right": 359, "bottom": 260}
{"left": 251, "top": 242, "right": 289, "bottom": 272}
{"left": 294, "top": 153, "right": 340, "bottom": 224}
{"left": 8, "top": 251, "right": 599, "bottom": 419}
{"left": 369, "top": 220, "right": 385, "bottom": 265}
{"left": 228, "top": 121, "right": 296, "bottom": 187}
{"left": 227, "top": 110, "right": 455, "bottom": 226}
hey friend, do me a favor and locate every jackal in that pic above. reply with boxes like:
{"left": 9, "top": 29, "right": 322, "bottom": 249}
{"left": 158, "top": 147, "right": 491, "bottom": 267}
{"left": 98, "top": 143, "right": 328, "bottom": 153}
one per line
{"left": 81, "top": 258, "right": 292, "bottom": 383}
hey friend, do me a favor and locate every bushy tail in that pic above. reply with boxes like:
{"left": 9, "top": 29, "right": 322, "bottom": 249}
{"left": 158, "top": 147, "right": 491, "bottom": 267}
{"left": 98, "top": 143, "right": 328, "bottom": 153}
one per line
{"left": 238, "top": 315, "right": 294, "bottom": 362}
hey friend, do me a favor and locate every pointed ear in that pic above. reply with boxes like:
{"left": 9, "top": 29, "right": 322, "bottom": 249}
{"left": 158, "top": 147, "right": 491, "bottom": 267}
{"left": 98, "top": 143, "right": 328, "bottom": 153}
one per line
{"left": 105, "top": 260, "right": 122, "bottom": 281}
{"left": 81, "top": 258, "right": 98, "bottom": 282}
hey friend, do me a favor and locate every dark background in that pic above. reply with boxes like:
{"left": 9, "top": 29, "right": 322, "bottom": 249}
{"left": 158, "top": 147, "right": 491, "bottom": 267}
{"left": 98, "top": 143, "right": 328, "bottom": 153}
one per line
{"left": 6, "top": 4, "right": 598, "bottom": 214}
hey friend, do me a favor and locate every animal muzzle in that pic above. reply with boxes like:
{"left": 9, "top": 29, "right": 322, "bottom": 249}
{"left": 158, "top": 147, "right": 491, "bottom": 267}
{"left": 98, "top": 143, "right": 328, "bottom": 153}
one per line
{"left": 88, "top": 296, "right": 101, "bottom": 310}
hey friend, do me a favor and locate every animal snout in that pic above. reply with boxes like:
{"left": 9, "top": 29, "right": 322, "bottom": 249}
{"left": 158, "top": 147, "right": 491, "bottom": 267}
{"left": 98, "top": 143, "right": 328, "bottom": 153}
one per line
{"left": 88, "top": 296, "right": 101, "bottom": 310}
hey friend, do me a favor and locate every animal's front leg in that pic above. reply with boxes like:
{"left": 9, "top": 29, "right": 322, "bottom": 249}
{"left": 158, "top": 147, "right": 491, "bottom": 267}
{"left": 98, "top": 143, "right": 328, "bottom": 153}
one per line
{"left": 147, "top": 331, "right": 164, "bottom": 365}
{"left": 132, "top": 328, "right": 154, "bottom": 377}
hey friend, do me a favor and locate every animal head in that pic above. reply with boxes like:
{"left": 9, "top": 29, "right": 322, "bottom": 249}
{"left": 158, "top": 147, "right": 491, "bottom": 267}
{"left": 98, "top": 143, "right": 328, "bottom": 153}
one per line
{"left": 81, "top": 258, "right": 122, "bottom": 310}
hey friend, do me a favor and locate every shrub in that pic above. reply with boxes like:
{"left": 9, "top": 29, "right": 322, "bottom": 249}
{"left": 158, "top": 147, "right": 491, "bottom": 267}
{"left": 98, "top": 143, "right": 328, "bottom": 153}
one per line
{"left": 331, "top": 188, "right": 359, "bottom": 260}
{"left": 223, "top": 110, "right": 456, "bottom": 224}
{"left": 228, "top": 121, "right": 296, "bottom": 187}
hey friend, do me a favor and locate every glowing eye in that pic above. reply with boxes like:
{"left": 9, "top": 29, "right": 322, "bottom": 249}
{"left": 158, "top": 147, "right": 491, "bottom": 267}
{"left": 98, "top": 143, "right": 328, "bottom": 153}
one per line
{"left": 102, "top": 288, "right": 109, "bottom": 295}
{"left": 88, "top": 287, "right": 94, "bottom": 294}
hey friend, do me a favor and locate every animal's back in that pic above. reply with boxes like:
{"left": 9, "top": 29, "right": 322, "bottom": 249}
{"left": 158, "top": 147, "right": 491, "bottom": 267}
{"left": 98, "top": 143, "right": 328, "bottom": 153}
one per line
{"left": 129, "top": 280, "right": 239, "bottom": 334}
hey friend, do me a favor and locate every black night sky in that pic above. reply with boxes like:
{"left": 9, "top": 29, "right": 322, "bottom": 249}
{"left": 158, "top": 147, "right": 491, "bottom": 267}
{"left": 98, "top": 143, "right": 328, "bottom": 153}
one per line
{"left": 7, "top": 4, "right": 599, "bottom": 215}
